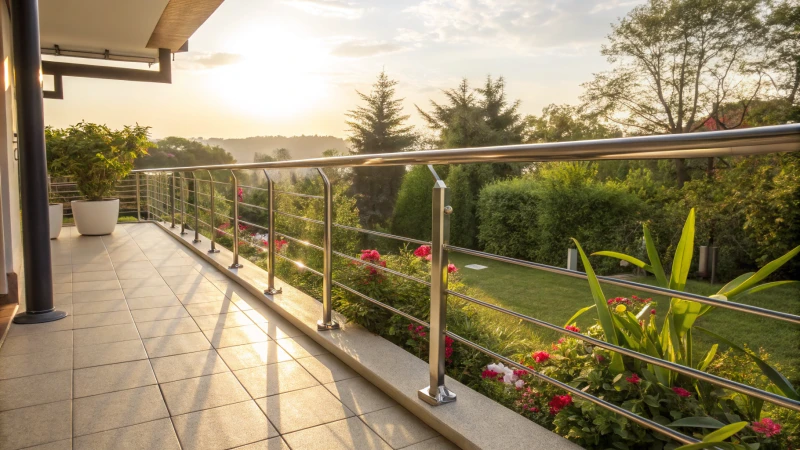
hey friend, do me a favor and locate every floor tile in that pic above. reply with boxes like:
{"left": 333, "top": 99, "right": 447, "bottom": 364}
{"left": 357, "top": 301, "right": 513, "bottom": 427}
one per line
{"left": 7, "top": 316, "right": 73, "bottom": 336}
{"left": 52, "top": 273, "right": 73, "bottom": 284}
{"left": 126, "top": 295, "right": 182, "bottom": 310}
{"left": 170, "top": 282, "right": 222, "bottom": 295}
{"left": 73, "top": 323, "right": 140, "bottom": 347}
{"left": 275, "top": 335, "right": 328, "bottom": 359}
{"left": 297, "top": 354, "right": 359, "bottom": 385}
{"left": 115, "top": 268, "right": 160, "bottom": 280}
{"left": 230, "top": 437, "right": 291, "bottom": 450}
{"left": 143, "top": 332, "right": 212, "bottom": 358}
{"left": 0, "top": 349, "right": 72, "bottom": 380}
{"left": 171, "top": 400, "right": 278, "bottom": 450}
{"left": 72, "top": 280, "right": 121, "bottom": 292}
{"left": 119, "top": 277, "right": 168, "bottom": 289}
{"left": 162, "top": 274, "right": 209, "bottom": 287}
{"left": 0, "top": 330, "right": 72, "bottom": 356}
{"left": 72, "top": 263, "right": 114, "bottom": 273}
{"left": 403, "top": 436, "right": 461, "bottom": 450}
{"left": 136, "top": 317, "right": 201, "bottom": 338}
{"left": 72, "top": 270, "right": 117, "bottom": 282}
{"left": 177, "top": 291, "right": 232, "bottom": 305}
{"left": 184, "top": 299, "right": 241, "bottom": 317}
{"left": 155, "top": 265, "right": 204, "bottom": 277}
{"left": 71, "top": 299, "right": 128, "bottom": 316}
{"left": 325, "top": 377, "right": 397, "bottom": 415}
{"left": 73, "top": 385, "right": 169, "bottom": 436}
{"left": 25, "top": 438, "right": 73, "bottom": 449}
{"left": 360, "top": 405, "right": 439, "bottom": 448}
{"left": 53, "top": 293, "right": 73, "bottom": 306}
{"left": 74, "top": 359, "right": 156, "bottom": 398}
{"left": 192, "top": 311, "right": 255, "bottom": 331}
{"left": 282, "top": 417, "right": 391, "bottom": 450}
{"left": 0, "top": 400, "right": 72, "bottom": 450}
{"left": 234, "top": 360, "right": 319, "bottom": 399}
{"left": 150, "top": 350, "right": 231, "bottom": 383}
{"left": 113, "top": 260, "right": 156, "bottom": 271}
{"left": 0, "top": 370, "right": 72, "bottom": 411}
{"left": 52, "top": 264, "right": 72, "bottom": 274}
{"left": 202, "top": 324, "right": 269, "bottom": 348}
{"left": 53, "top": 283, "right": 72, "bottom": 294}
{"left": 257, "top": 385, "right": 354, "bottom": 434}
{"left": 216, "top": 342, "right": 293, "bottom": 371}
{"left": 73, "top": 340, "right": 148, "bottom": 369}
{"left": 256, "top": 318, "right": 305, "bottom": 340}
{"left": 73, "top": 417, "right": 181, "bottom": 450}
{"left": 161, "top": 372, "right": 251, "bottom": 415}
{"left": 72, "top": 289, "right": 125, "bottom": 303}
{"left": 124, "top": 285, "right": 176, "bottom": 298}
{"left": 131, "top": 306, "right": 190, "bottom": 322}
{"left": 73, "top": 310, "right": 133, "bottom": 329}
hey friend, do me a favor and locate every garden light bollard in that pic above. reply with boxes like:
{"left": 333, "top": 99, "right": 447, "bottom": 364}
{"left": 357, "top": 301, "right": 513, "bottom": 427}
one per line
{"left": 262, "top": 170, "right": 281, "bottom": 295}
{"left": 171, "top": 173, "right": 176, "bottom": 228}
{"left": 135, "top": 172, "right": 141, "bottom": 222}
{"left": 419, "top": 165, "right": 456, "bottom": 406}
{"left": 191, "top": 172, "right": 201, "bottom": 243}
{"left": 230, "top": 170, "right": 243, "bottom": 269}
{"left": 316, "top": 168, "right": 339, "bottom": 331}
{"left": 179, "top": 173, "right": 187, "bottom": 235}
{"left": 207, "top": 171, "right": 220, "bottom": 253}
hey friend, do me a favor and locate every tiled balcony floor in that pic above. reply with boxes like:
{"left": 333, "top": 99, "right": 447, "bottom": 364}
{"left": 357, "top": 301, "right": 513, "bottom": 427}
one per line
{"left": 0, "top": 223, "right": 456, "bottom": 450}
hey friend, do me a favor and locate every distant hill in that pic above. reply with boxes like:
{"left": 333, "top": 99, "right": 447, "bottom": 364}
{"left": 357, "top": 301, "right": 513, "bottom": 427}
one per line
{"left": 197, "top": 135, "right": 349, "bottom": 163}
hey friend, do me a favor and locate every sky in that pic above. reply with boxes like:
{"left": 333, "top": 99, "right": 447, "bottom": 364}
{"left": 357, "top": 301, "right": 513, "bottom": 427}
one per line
{"left": 43, "top": 0, "right": 645, "bottom": 140}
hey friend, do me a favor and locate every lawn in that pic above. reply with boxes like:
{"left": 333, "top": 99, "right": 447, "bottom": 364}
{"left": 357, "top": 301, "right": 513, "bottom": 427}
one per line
{"left": 449, "top": 252, "right": 800, "bottom": 383}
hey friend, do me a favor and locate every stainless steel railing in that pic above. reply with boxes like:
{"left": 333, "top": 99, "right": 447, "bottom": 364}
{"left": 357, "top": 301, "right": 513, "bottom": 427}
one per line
{"left": 131, "top": 124, "right": 800, "bottom": 446}
{"left": 48, "top": 175, "right": 142, "bottom": 221}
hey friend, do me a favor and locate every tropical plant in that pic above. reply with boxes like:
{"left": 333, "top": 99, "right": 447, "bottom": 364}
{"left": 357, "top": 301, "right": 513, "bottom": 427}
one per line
{"left": 46, "top": 122, "right": 150, "bottom": 201}
{"left": 570, "top": 209, "right": 799, "bottom": 399}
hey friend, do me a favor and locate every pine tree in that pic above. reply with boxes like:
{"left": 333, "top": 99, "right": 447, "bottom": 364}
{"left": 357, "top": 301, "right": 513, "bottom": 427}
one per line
{"left": 346, "top": 71, "right": 416, "bottom": 229}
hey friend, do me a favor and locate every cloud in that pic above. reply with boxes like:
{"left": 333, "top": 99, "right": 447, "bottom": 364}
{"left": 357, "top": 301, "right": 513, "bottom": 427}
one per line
{"left": 589, "top": 0, "right": 642, "bottom": 13}
{"left": 284, "top": 0, "right": 364, "bottom": 19}
{"left": 178, "top": 52, "right": 243, "bottom": 69}
{"left": 330, "top": 39, "right": 408, "bottom": 58}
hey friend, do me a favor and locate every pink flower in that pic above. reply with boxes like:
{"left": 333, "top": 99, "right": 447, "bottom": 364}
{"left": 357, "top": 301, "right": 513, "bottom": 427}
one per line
{"left": 481, "top": 369, "right": 502, "bottom": 380}
{"left": 557, "top": 338, "right": 565, "bottom": 344}
{"left": 672, "top": 387, "right": 691, "bottom": 398}
{"left": 626, "top": 373, "right": 641, "bottom": 384}
{"left": 237, "top": 187, "right": 244, "bottom": 202}
{"left": 532, "top": 351, "right": 550, "bottom": 363}
{"left": 565, "top": 325, "right": 580, "bottom": 333}
{"left": 548, "top": 394, "right": 573, "bottom": 415}
{"left": 425, "top": 254, "right": 432, "bottom": 261}
{"left": 513, "top": 369, "right": 528, "bottom": 377}
{"left": 751, "top": 418, "right": 781, "bottom": 438}
{"left": 360, "top": 249, "right": 381, "bottom": 262}
{"left": 414, "top": 245, "right": 431, "bottom": 258}
{"left": 447, "top": 264, "right": 458, "bottom": 274}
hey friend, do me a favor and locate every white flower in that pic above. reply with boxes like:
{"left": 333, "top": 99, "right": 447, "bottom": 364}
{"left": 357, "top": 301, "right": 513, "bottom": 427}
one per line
{"left": 515, "top": 379, "right": 525, "bottom": 389}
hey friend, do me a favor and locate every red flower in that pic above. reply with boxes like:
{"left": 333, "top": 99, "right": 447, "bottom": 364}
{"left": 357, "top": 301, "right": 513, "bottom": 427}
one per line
{"left": 548, "top": 394, "right": 573, "bottom": 415}
{"left": 626, "top": 373, "right": 641, "bottom": 384}
{"left": 425, "top": 254, "right": 432, "bottom": 261}
{"left": 237, "top": 187, "right": 244, "bottom": 202}
{"left": 275, "top": 240, "right": 288, "bottom": 251}
{"left": 532, "top": 351, "right": 550, "bottom": 363}
{"left": 513, "top": 369, "right": 528, "bottom": 377}
{"left": 557, "top": 338, "right": 565, "bottom": 344}
{"left": 481, "top": 369, "right": 502, "bottom": 380}
{"left": 414, "top": 245, "right": 431, "bottom": 258}
{"left": 752, "top": 418, "right": 781, "bottom": 438}
{"left": 565, "top": 325, "right": 580, "bottom": 333}
{"left": 447, "top": 264, "right": 458, "bottom": 274}
{"left": 650, "top": 309, "right": 657, "bottom": 315}
{"left": 360, "top": 249, "right": 381, "bottom": 262}
{"left": 672, "top": 387, "right": 691, "bottom": 398}
{"left": 444, "top": 336, "right": 454, "bottom": 361}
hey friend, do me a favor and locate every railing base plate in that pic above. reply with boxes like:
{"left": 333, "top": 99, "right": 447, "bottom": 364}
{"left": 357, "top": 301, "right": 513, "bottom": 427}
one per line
{"left": 229, "top": 263, "right": 244, "bottom": 269}
{"left": 208, "top": 248, "right": 220, "bottom": 254}
{"left": 192, "top": 239, "right": 202, "bottom": 244}
{"left": 264, "top": 287, "right": 282, "bottom": 296}
{"left": 13, "top": 309, "right": 68, "bottom": 324}
{"left": 317, "top": 320, "right": 340, "bottom": 331}
{"left": 418, "top": 386, "right": 457, "bottom": 406}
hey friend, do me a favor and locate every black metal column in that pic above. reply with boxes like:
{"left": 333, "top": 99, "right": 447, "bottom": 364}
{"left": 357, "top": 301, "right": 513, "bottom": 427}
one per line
{"left": 11, "top": 0, "right": 66, "bottom": 323}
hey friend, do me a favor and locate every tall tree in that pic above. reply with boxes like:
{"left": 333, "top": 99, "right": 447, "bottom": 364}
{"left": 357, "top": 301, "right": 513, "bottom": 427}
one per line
{"left": 765, "top": 0, "right": 800, "bottom": 120}
{"left": 415, "top": 76, "right": 525, "bottom": 247}
{"left": 346, "top": 71, "right": 416, "bottom": 229}
{"left": 582, "top": 0, "right": 765, "bottom": 187}
{"left": 525, "top": 104, "right": 622, "bottom": 143}
{"left": 136, "top": 137, "right": 235, "bottom": 169}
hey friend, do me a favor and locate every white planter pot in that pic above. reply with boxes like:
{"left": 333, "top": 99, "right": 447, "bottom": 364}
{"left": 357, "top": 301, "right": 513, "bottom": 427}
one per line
{"left": 71, "top": 199, "right": 119, "bottom": 236}
{"left": 48, "top": 204, "right": 63, "bottom": 239}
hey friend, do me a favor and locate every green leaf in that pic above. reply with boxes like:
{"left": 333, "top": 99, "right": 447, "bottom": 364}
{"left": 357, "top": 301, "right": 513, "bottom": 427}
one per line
{"left": 644, "top": 225, "right": 668, "bottom": 287}
{"left": 696, "top": 344, "right": 718, "bottom": 372}
{"left": 717, "top": 273, "right": 754, "bottom": 297}
{"left": 735, "top": 281, "right": 798, "bottom": 299}
{"left": 592, "top": 251, "right": 651, "bottom": 271}
{"left": 675, "top": 442, "right": 736, "bottom": 450}
{"left": 724, "top": 246, "right": 800, "bottom": 298}
{"left": 696, "top": 327, "right": 799, "bottom": 400}
{"left": 669, "top": 209, "right": 695, "bottom": 292}
{"left": 564, "top": 305, "right": 596, "bottom": 328}
{"left": 668, "top": 416, "right": 726, "bottom": 429}
{"left": 702, "top": 421, "right": 747, "bottom": 442}
{"left": 671, "top": 298, "right": 704, "bottom": 338}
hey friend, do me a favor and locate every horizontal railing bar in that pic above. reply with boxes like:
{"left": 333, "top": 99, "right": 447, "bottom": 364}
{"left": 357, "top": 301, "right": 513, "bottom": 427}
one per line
{"left": 445, "top": 245, "right": 800, "bottom": 325}
{"left": 237, "top": 219, "right": 268, "bottom": 233}
{"left": 332, "top": 250, "right": 431, "bottom": 286}
{"left": 332, "top": 223, "right": 431, "bottom": 246}
{"left": 333, "top": 280, "right": 430, "bottom": 328}
{"left": 275, "top": 189, "right": 323, "bottom": 200}
{"left": 239, "top": 202, "right": 270, "bottom": 213}
{"left": 239, "top": 184, "right": 269, "bottom": 192}
{"left": 276, "top": 253, "right": 323, "bottom": 277}
{"left": 279, "top": 233, "right": 324, "bottom": 251}
{"left": 445, "top": 331, "right": 698, "bottom": 445}
{"left": 132, "top": 125, "right": 800, "bottom": 173}
{"left": 445, "top": 289, "right": 800, "bottom": 411}
{"left": 274, "top": 210, "right": 324, "bottom": 225}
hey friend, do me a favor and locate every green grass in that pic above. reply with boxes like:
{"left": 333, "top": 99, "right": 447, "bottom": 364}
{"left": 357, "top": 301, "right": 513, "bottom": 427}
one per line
{"left": 450, "top": 253, "right": 800, "bottom": 382}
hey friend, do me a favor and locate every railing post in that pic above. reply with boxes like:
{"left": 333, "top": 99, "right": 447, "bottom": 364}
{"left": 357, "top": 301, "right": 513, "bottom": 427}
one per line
{"left": 263, "top": 170, "right": 282, "bottom": 295}
{"left": 316, "top": 168, "right": 339, "bottom": 331}
{"left": 135, "top": 173, "right": 141, "bottom": 222}
{"left": 229, "top": 170, "right": 243, "bottom": 269}
{"left": 179, "top": 173, "right": 187, "bottom": 235}
{"left": 419, "top": 165, "right": 456, "bottom": 406}
{"left": 170, "top": 172, "right": 176, "bottom": 228}
{"left": 207, "top": 171, "right": 220, "bottom": 253}
{"left": 191, "top": 172, "right": 201, "bottom": 243}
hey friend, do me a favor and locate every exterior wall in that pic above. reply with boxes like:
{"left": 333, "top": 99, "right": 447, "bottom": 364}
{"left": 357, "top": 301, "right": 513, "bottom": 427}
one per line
{"left": 0, "top": 2, "right": 21, "bottom": 295}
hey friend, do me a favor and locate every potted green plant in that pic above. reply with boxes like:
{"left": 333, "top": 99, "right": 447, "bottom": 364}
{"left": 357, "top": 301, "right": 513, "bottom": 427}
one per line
{"left": 46, "top": 122, "right": 150, "bottom": 235}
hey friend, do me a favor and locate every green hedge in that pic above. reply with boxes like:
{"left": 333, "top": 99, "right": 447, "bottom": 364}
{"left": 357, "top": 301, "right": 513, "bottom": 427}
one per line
{"left": 477, "top": 164, "right": 645, "bottom": 274}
